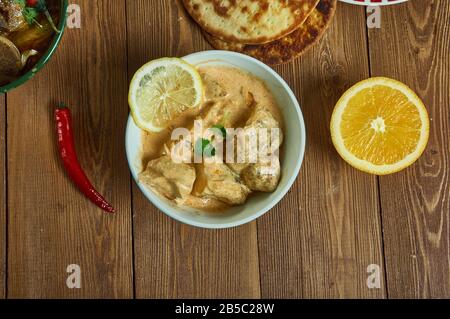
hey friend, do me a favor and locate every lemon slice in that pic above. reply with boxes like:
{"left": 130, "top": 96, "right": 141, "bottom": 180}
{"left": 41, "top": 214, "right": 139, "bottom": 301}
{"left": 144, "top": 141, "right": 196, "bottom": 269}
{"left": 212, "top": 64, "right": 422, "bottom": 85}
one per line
{"left": 330, "top": 77, "right": 429, "bottom": 175}
{"left": 129, "top": 58, "right": 203, "bottom": 132}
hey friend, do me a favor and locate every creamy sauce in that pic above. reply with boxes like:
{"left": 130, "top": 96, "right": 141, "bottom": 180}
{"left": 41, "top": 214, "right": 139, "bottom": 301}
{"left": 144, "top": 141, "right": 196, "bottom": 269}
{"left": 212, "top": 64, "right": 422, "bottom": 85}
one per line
{"left": 140, "top": 66, "right": 284, "bottom": 212}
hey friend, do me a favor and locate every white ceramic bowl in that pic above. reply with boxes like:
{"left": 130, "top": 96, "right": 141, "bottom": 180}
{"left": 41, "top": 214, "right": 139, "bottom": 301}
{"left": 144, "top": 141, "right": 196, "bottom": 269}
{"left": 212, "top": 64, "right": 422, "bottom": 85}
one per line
{"left": 125, "top": 51, "right": 306, "bottom": 229}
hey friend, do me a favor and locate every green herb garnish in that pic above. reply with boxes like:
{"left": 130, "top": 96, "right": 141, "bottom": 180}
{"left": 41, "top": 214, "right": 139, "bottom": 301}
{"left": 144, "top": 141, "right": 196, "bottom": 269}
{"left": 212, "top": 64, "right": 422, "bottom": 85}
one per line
{"left": 211, "top": 124, "right": 227, "bottom": 139}
{"left": 15, "top": 0, "right": 40, "bottom": 25}
{"left": 15, "top": 0, "right": 60, "bottom": 33}
{"left": 194, "top": 138, "right": 216, "bottom": 157}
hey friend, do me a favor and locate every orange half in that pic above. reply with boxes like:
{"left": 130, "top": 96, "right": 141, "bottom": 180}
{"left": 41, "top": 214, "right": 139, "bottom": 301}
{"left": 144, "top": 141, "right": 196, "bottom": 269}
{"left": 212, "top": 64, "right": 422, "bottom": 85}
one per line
{"left": 330, "top": 77, "right": 429, "bottom": 175}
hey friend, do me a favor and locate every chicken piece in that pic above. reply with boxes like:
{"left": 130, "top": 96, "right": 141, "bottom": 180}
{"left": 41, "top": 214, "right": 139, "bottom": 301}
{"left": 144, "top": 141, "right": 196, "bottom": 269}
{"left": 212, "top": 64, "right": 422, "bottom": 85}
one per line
{"left": 200, "top": 163, "right": 251, "bottom": 206}
{"left": 175, "top": 194, "right": 229, "bottom": 212}
{"left": 0, "top": 0, "right": 26, "bottom": 33}
{"left": 200, "top": 67, "right": 256, "bottom": 128}
{"left": 237, "top": 107, "right": 282, "bottom": 192}
{"left": 228, "top": 107, "right": 283, "bottom": 176}
{"left": 167, "top": 91, "right": 256, "bottom": 164}
{"left": 244, "top": 107, "right": 283, "bottom": 148}
{"left": 241, "top": 158, "right": 281, "bottom": 193}
{"left": 139, "top": 155, "right": 196, "bottom": 200}
{"left": 201, "top": 91, "right": 255, "bottom": 128}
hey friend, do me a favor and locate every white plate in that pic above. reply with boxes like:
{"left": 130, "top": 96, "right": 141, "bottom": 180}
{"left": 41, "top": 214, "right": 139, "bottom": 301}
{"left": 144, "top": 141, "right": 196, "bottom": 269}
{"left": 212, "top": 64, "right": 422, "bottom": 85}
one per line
{"left": 339, "top": 0, "right": 409, "bottom": 6}
{"left": 125, "top": 51, "right": 306, "bottom": 229}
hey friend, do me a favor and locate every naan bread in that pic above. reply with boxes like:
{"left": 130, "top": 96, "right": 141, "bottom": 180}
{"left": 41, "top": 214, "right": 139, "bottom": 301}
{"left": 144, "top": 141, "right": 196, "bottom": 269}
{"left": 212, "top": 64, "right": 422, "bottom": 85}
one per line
{"left": 203, "top": 0, "right": 337, "bottom": 66}
{"left": 183, "top": 0, "right": 320, "bottom": 44}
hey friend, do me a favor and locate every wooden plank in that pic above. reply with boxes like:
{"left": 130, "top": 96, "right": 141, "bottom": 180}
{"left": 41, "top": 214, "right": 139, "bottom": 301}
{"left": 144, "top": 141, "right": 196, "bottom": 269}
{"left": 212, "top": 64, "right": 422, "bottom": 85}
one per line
{"left": 6, "top": 0, "right": 133, "bottom": 298}
{"left": 257, "top": 3, "right": 386, "bottom": 298}
{"left": 0, "top": 94, "right": 5, "bottom": 299}
{"left": 368, "top": 0, "right": 450, "bottom": 298}
{"left": 127, "top": 0, "right": 261, "bottom": 298}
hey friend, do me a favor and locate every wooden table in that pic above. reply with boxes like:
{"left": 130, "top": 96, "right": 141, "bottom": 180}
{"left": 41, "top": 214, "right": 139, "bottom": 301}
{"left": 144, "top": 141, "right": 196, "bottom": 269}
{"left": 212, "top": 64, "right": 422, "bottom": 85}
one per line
{"left": 0, "top": 0, "right": 448, "bottom": 299}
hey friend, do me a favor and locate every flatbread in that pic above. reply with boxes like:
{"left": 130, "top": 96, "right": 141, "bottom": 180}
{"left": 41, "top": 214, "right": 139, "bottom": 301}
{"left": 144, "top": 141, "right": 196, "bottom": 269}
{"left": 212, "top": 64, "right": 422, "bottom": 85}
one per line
{"left": 203, "top": 0, "right": 337, "bottom": 66}
{"left": 182, "top": 0, "right": 320, "bottom": 44}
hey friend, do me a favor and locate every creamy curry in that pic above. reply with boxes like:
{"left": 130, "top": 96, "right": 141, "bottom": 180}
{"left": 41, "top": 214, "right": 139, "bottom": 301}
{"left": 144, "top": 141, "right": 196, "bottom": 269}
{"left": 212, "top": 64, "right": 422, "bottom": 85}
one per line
{"left": 139, "top": 66, "right": 284, "bottom": 212}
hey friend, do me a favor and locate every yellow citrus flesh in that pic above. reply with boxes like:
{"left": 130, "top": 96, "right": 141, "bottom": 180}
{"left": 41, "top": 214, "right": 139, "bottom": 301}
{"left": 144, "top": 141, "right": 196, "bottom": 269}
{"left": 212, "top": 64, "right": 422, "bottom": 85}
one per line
{"left": 129, "top": 58, "right": 203, "bottom": 132}
{"left": 331, "top": 77, "right": 429, "bottom": 175}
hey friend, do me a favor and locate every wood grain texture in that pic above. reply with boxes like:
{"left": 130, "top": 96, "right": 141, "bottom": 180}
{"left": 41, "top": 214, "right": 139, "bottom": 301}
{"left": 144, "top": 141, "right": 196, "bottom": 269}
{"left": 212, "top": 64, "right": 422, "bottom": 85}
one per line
{"left": 1, "top": 0, "right": 448, "bottom": 299}
{"left": 6, "top": 0, "right": 133, "bottom": 298}
{"left": 257, "top": 3, "right": 386, "bottom": 298}
{"left": 0, "top": 95, "right": 5, "bottom": 299}
{"left": 127, "top": 0, "right": 261, "bottom": 299}
{"left": 368, "top": 0, "right": 450, "bottom": 298}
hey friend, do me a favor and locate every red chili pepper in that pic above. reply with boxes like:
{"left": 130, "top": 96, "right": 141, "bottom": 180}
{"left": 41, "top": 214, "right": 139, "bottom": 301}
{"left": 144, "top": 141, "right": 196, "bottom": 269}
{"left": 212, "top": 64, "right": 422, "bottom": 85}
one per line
{"left": 55, "top": 104, "right": 115, "bottom": 213}
{"left": 26, "top": 0, "right": 38, "bottom": 7}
